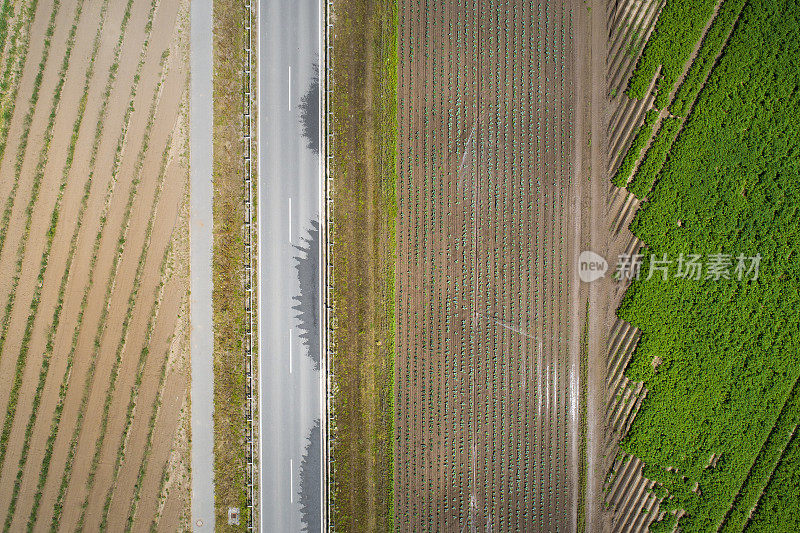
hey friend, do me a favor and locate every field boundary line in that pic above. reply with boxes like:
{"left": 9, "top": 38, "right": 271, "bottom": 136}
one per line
{"left": 321, "top": 0, "right": 333, "bottom": 529}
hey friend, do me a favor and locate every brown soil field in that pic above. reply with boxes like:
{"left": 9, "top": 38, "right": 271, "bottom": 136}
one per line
{"left": 0, "top": 0, "right": 191, "bottom": 530}
{"left": 395, "top": 0, "right": 598, "bottom": 530}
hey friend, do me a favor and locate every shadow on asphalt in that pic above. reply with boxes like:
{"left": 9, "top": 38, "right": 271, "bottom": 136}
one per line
{"left": 292, "top": 220, "right": 320, "bottom": 370}
{"left": 299, "top": 418, "right": 321, "bottom": 532}
{"left": 299, "top": 64, "right": 319, "bottom": 154}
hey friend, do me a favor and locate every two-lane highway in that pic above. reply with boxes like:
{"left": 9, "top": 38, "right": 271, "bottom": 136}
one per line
{"left": 258, "top": 0, "right": 323, "bottom": 531}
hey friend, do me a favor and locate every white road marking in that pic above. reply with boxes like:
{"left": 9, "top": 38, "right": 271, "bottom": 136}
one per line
{"left": 289, "top": 328, "right": 293, "bottom": 374}
{"left": 288, "top": 197, "right": 292, "bottom": 243}
{"left": 290, "top": 459, "right": 294, "bottom": 503}
{"left": 288, "top": 66, "right": 292, "bottom": 110}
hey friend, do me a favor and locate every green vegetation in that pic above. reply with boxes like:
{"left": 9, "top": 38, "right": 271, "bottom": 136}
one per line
{"left": 745, "top": 431, "right": 800, "bottom": 532}
{"left": 626, "top": 0, "right": 718, "bottom": 108}
{"left": 0, "top": 0, "right": 78, "bottom": 483}
{"left": 612, "top": 109, "right": 659, "bottom": 187}
{"left": 615, "top": 1, "right": 800, "bottom": 530}
{"left": 626, "top": 116, "right": 681, "bottom": 198}
{"left": 212, "top": 0, "right": 248, "bottom": 529}
{"left": 331, "top": 0, "right": 397, "bottom": 529}
{"left": 720, "top": 381, "right": 800, "bottom": 532}
{"left": 670, "top": 0, "right": 747, "bottom": 117}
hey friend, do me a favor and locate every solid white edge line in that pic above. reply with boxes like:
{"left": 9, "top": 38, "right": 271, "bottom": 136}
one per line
{"left": 289, "top": 328, "right": 293, "bottom": 374}
{"left": 288, "top": 65, "right": 292, "bottom": 110}
{"left": 256, "top": 0, "right": 264, "bottom": 528}
{"left": 317, "top": 0, "right": 327, "bottom": 530}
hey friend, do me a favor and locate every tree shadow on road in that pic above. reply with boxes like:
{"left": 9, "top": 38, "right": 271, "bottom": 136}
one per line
{"left": 299, "top": 418, "right": 321, "bottom": 532}
{"left": 292, "top": 219, "right": 320, "bottom": 370}
{"left": 298, "top": 63, "right": 319, "bottom": 154}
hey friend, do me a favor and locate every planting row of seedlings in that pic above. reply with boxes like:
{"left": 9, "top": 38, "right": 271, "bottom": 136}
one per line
{"left": 396, "top": 0, "right": 577, "bottom": 530}
{"left": 0, "top": 0, "right": 190, "bottom": 529}
{"left": 12, "top": 1, "right": 169, "bottom": 528}
{"left": 51, "top": 3, "right": 186, "bottom": 530}
{"left": 4, "top": 0, "right": 158, "bottom": 526}
{"left": 0, "top": 0, "right": 115, "bottom": 527}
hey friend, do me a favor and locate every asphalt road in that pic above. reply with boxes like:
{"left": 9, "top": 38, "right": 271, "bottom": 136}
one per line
{"left": 258, "top": 0, "right": 323, "bottom": 531}
{"left": 190, "top": 0, "right": 214, "bottom": 529}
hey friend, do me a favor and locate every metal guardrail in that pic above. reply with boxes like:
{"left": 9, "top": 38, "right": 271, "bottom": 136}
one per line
{"left": 322, "top": 0, "right": 335, "bottom": 530}
{"left": 243, "top": 0, "right": 256, "bottom": 529}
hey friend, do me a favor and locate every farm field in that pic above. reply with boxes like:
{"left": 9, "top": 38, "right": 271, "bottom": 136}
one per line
{"left": 395, "top": 0, "right": 595, "bottom": 530}
{"left": 605, "top": 0, "right": 800, "bottom": 530}
{"left": 0, "top": 0, "right": 191, "bottom": 530}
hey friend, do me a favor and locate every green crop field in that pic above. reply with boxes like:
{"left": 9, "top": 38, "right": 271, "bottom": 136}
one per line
{"left": 613, "top": 0, "right": 800, "bottom": 530}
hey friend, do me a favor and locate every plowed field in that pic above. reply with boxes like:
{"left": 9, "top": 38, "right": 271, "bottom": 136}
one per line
{"left": 0, "top": 0, "right": 191, "bottom": 529}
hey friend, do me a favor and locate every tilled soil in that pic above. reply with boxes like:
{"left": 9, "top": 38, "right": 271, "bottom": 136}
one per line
{"left": 396, "top": 0, "right": 584, "bottom": 530}
{"left": 0, "top": 0, "right": 191, "bottom": 529}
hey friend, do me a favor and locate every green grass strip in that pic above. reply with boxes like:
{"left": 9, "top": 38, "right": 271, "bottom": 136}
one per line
{"left": 671, "top": 0, "right": 748, "bottom": 118}
{"left": 627, "top": 116, "right": 682, "bottom": 198}
{"left": 0, "top": 0, "right": 110, "bottom": 529}
{"left": 0, "top": 0, "right": 81, "bottom": 476}
{"left": 719, "top": 378, "right": 800, "bottom": 532}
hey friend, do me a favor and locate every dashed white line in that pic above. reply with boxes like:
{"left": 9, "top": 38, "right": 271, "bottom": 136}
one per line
{"left": 288, "top": 197, "right": 292, "bottom": 243}
{"left": 289, "top": 328, "right": 293, "bottom": 374}
{"left": 288, "top": 66, "right": 292, "bottom": 110}
{"left": 290, "top": 459, "right": 294, "bottom": 503}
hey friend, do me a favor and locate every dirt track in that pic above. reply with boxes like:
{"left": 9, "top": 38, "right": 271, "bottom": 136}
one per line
{"left": 396, "top": 0, "right": 589, "bottom": 530}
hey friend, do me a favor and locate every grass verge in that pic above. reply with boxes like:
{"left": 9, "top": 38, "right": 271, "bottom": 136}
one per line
{"left": 212, "top": 0, "right": 248, "bottom": 529}
{"left": 330, "top": 0, "right": 397, "bottom": 529}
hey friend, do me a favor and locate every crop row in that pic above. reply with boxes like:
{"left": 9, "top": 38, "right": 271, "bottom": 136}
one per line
{"left": 43, "top": 1, "right": 164, "bottom": 528}
{"left": 0, "top": 0, "right": 83, "bottom": 485}
{"left": 0, "top": 0, "right": 39, "bottom": 176}
{"left": 396, "top": 0, "right": 575, "bottom": 529}
{"left": 0, "top": 0, "right": 112, "bottom": 527}
{"left": 611, "top": 108, "right": 659, "bottom": 188}
{"left": 75, "top": 47, "right": 176, "bottom": 530}
{"left": 744, "top": 430, "right": 800, "bottom": 532}
{"left": 18, "top": 0, "right": 148, "bottom": 528}
{"left": 0, "top": 0, "right": 60, "bottom": 264}
{"left": 55, "top": 30, "right": 170, "bottom": 533}
{"left": 626, "top": 116, "right": 681, "bottom": 198}
{"left": 626, "top": 0, "right": 718, "bottom": 108}
{"left": 616, "top": 0, "right": 800, "bottom": 530}
{"left": 669, "top": 0, "right": 746, "bottom": 117}
{"left": 719, "top": 379, "right": 800, "bottom": 532}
